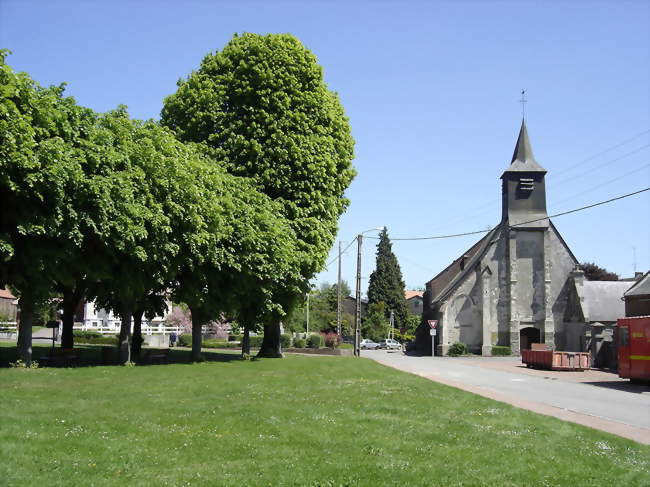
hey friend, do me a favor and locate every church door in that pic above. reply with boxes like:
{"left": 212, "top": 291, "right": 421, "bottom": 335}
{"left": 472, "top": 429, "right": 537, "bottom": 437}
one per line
{"left": 520, "top": 327, "right": 540, "bottom": 352}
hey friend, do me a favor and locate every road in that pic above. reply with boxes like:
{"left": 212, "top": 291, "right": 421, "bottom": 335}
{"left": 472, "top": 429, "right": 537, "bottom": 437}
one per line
{"left": 363, "top": 350, "right": 650, "bottom": 444}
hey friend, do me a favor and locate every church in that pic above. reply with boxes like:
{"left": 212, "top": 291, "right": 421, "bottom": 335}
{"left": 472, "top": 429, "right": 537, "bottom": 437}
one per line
{"left": 416, "top": 121, "right": 579, "bottom": 356}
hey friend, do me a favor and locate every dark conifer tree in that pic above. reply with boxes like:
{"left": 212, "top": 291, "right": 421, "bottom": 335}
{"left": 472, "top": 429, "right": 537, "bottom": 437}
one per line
{"left": 367, "top": 228, "right": 408, "bottom": 329}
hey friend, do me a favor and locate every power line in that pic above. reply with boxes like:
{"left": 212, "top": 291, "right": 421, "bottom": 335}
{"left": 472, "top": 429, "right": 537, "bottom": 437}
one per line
{"left": 324, "top": 236, "right": 357, "bottom": 270}
{"left": 419, "top": 129, "right": 649, "bottom": 235}
{"left": 366, "top": 187, "right": 650, "bottom": 241}
{"left": 549, "top": 129, "right": 650, "bottom": 179}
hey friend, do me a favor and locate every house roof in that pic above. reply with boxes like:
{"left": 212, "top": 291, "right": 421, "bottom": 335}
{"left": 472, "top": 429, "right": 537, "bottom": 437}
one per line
{"left": 624, "top": 271, "right": 650, "bottom": 297}
{"left": 405, "top": 290, "right": 424, "bottom": 300}
{"left": 501, "top": 119, "right": 547, "bottom": 176}
{"left": 0, "top": 288, "right": 16, "bottom": 300}
{"left": 582, "top": 281, "right": 632, "bottom": 322}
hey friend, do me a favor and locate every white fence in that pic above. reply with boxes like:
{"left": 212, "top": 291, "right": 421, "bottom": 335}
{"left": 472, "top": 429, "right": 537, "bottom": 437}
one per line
{"left": 74, "top": 323, "right": 183, "bottom": 335}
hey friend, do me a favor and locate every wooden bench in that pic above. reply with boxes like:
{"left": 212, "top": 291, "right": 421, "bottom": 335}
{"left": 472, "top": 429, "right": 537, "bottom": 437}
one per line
{"left": 143, "top": 348, "right": 170, "bottom": 364}
{"left": 40, "top": 349, "right": 80, "bottom": 367}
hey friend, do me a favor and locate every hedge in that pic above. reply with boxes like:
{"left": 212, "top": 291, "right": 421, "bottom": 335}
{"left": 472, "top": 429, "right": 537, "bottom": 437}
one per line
{"left": 491, "top": 345, "right": 511, "bottom": 356}
{"left": 447, "top": 342, "right": 467, "bottom": 357}
{"left": 280, "top": 334, "right": 292, "bottom": 348}
{"left": 307, "top": 334, "right": 323, "bottom": 349}
{"left": 73, "top": 336, "right": 118, "bottom": 345}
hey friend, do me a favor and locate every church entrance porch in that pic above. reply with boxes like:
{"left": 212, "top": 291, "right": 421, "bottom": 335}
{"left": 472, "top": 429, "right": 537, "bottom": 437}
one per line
{"left": 520, "top": 326, "right": 541, "bottom": 352}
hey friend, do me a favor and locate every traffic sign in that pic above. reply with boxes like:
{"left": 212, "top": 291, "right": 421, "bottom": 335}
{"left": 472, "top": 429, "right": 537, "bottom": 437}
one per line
{"left": 427, "top": 320, "right": 438, "bottom": 329}
{"left": 429, "top": 329, "right": 437, "bottom": 336}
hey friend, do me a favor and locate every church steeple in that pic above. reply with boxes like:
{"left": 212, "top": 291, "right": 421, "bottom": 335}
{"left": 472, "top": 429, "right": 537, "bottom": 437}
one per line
{"left": 503, "top": 119, "right": 546, "bottom": 175}
{"left": 501, "top": 121, "right": 549, "bottom": 227}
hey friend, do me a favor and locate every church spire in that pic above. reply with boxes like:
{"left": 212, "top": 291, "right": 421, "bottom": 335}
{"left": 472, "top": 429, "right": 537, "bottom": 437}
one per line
{"left": 503, "top": 120, "right": 546, "bottom": 175}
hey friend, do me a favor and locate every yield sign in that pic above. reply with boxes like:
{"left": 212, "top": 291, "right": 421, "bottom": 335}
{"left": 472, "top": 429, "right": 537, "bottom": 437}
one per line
{"left": 427, "top": 320, "right": 438, "bottom": 329}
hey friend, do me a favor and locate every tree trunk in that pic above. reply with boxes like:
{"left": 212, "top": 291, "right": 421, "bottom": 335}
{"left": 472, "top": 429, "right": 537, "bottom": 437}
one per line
{"left": 61, "top": 287, "right": 84, "bottom": 350}
{"left": 17, "top": 294, "right": 35, "bottom": 365}
{"left": 131, "top": 308, "right": 144, "bottom": 359}
{"left": 257, "top": 320, "right": 283, "bottom": 358}
{"left": 118, "top": 304, "right": 133, "bottom": 364}
{"left": 189, "top": 306, "right": 204, "bottom": 362}
{"left": 241, "top": 327, "right": 251, "bottom": 357}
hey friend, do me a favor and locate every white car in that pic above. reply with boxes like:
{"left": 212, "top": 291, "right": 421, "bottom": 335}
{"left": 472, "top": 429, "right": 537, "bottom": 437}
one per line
{"left": 360, "top": 339, "right": 379, "bottom": 350}
{"left": 378, "top": 339, "right": 401, "bottom": 350}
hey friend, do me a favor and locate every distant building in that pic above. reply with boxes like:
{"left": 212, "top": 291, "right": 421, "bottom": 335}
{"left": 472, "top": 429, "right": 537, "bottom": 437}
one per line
{"left": 75, "top": 300, "right": 170, "bottom": 332}
{"left": 563, "top": 268, "right": 633, "bottom": 369}
{"left": 0, "top": 288, "right": 18, "bottom": 323}
{"left": 405, "top": 290, "right": 424, "bottom": 316}
{"left": 417, "top": 121, "right": 579, "bottom": 356}
{"left": 624, "top": 271, "right": 650, "bottom": 317}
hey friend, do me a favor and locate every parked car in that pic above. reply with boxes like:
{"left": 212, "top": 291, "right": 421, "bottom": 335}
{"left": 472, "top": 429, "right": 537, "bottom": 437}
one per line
{"left": 360, "top": 339, "right": 379, "bottom": 350}
{"left": 378, "top": 339, "right": 401, "bottom": 350}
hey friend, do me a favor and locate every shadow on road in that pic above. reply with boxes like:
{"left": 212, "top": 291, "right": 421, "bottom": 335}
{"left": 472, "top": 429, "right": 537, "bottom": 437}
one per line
{"left": 581, "top": 380, "right": 650, "bottom": 394}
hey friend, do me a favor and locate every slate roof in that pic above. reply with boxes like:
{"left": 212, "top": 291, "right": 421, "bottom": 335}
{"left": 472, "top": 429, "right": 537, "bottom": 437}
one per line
{"left": 624, "top": 271, "right": 650, "bottom": 297}
{"left": 427, "top": 224, "right": 503, "bottom": 304}
{"left": 582, "top": 281, "right": 632, "bottom": 322}
{"left": 502, "top": 119, "right": 547, "bottom": 176}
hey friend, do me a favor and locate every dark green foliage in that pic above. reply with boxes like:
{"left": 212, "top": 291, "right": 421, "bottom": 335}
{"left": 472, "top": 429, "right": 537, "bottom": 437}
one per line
{"left": 362, "top": 302, "right": 390, "bottom": 342}
{"left": 307, "top": 334, "right": 323, "bottom": 349}
{"left": 367, "top": 228, "right": 408, "bottom": 329}
{"left": 403, "top": 315, "right": 420, "bottom": 335}
{"left": 448, "top": 342, "right": 468, "bottom": 357}
{"left": 201, "top": 340, "right": 238, "bottom": 349}
{"left": 228, "top": 334, "right": 242, "bottom": 342}
{"left": 280, "top": 334, "right": 292, "bottom": 348}
{"left": 72, "top": 330, "right": 103, "bottom": 339}
{"left": 491, "top": 346, "right": 511, "bottom": 356}
{"left": 178, "top": 334, "right": 192, "bottom": 347}
{"left": 580, "top": 262, "right": 619, "bottom": 281}
{"left": 293, "top": 338, "right": 306, "bottom": 348}
{"left": 249, "top": 336, "right": 264, "bottom": 348}
{"left": 73, "top": 336, "right": 118, "bottom": 345}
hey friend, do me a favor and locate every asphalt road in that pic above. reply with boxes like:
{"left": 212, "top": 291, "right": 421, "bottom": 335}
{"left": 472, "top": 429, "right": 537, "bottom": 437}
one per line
{"left": 363, "top": 350, "right": 650, "bottom": 433}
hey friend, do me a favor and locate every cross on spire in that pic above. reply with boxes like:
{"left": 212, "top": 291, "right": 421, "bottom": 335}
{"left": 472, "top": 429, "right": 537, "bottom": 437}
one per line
{"left": 519, "top": 90, "right": 527, "bottom": 119}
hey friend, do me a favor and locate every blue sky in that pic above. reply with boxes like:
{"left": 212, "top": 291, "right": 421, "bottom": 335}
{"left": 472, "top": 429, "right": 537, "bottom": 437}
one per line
{"left": 2, "top": 0, "right": 649, "bottom": 292}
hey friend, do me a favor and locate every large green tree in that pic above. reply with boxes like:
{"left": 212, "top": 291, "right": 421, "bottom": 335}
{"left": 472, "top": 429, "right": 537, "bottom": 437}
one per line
{"left": 367, "top": 228, "right": 408, "bottom": 330}
{"left": 161, "top": 33, "right": 355, "bottom": 357}
{"left": 0, "top": 51, "right": 100, "bottom": 363}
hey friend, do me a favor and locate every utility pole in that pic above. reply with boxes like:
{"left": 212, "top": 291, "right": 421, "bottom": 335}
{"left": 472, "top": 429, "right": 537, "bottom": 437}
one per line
{"left": 354, "top": 235, "right": 362, "bottom": 357}
{"left": 389, "top": 310, "right": 394, "bottom": 340}
{"left": 337, "top": 240, "right": 342, "bottom": 337}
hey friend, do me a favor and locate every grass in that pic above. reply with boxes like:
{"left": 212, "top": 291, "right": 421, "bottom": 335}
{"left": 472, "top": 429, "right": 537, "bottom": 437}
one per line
{"left": 0, "top": 342, "right": 649, "bottom": 486}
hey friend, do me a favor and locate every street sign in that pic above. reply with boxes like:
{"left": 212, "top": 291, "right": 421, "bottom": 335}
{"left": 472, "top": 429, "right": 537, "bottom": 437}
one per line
{"left": 427, "top": 320, "right": 438, "bottom": 329}
{"left": 429, "top": 329, "right": 437, "bottom": 336}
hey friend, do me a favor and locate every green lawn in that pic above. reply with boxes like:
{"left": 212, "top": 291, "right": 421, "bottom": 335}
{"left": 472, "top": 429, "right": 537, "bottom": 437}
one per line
{"left": 0, "top": 343, "right": 648, "bottom": 486}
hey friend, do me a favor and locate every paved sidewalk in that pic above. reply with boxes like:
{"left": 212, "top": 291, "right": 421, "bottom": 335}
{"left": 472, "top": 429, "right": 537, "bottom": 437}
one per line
{"left": 364, "top": 350, "right": 650, "bottom": 445}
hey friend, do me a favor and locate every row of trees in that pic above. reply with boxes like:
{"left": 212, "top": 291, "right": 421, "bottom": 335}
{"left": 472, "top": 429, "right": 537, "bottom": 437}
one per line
{"left": 0, "top": 33, "right": 355, "bottom": 364}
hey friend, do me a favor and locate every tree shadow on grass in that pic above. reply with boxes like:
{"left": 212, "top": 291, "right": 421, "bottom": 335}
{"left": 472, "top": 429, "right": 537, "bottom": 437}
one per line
{"left": 0, "top": 343, "right": 243, "bottom": 368}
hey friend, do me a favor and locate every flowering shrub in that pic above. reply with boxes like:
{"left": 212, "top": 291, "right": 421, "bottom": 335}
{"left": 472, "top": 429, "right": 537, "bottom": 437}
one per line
{"left": 324, "top": 333, "right": 340, "bottom": 348}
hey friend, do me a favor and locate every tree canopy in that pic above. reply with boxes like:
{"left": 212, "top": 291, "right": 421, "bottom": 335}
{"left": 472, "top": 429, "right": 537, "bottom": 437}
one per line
{"left": 580, "top": 262, "right": 619, "bottom": 281}
{"left": 367, "top": 228, "right": 408, "bottom": 329}
{"left": 161, "top": 33, "right": 356, "bottom": 355}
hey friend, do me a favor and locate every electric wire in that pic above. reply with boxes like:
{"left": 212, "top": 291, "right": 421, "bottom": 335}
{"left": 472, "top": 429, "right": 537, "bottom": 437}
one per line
{"left": 365, "top": 187, "right": 650, "bottom": 241}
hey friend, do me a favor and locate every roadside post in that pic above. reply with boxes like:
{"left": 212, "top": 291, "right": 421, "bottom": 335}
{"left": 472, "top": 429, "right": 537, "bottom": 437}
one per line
{"left": 427, "top": 320, "right": 438, "bottom": 356}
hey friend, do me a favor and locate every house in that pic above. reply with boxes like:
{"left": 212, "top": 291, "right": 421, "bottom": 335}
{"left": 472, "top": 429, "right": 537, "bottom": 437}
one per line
{"left": 623, "top": 271, "right": 650, "bottom": 317}
{"left": 417, "top": 120, "right": 579, "bottom": 356}
{"left": 74, "top": 300, "right": 171, "bottom": 333}
{"left": 563, "top": 268, "right": 633, "bottom": 368}
{"left": 0, "top": 288, "right": 18, "bottom": 323}
{"left": 405, "top": 290, "right": 424, "bottom": 316}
